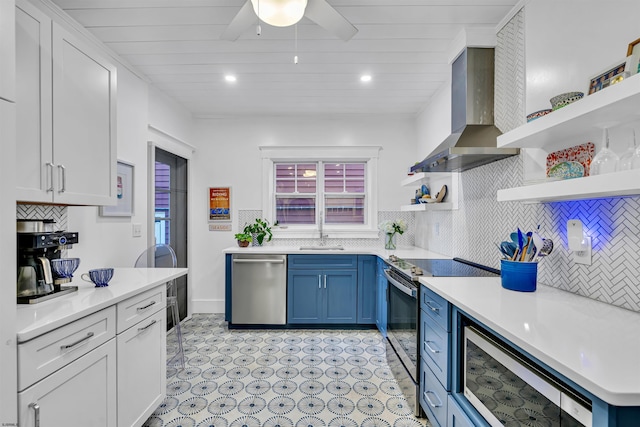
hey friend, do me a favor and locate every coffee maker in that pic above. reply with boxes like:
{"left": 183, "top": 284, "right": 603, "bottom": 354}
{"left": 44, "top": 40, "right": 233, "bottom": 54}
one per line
{"left": 17, "top": 231, "right": 80, "bottom": 304}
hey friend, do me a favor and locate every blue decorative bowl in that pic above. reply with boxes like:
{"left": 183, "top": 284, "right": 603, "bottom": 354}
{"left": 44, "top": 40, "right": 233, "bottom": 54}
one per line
{"left": 51, "top": 258, "right": 81, "bottom": 278}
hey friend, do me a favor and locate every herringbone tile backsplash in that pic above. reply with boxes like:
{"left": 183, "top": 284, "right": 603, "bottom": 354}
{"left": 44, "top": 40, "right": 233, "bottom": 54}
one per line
{"left": 16, "top": 204, "right": 68, "bottom": 231}
{"left": 417, "top": 8, "right": 640, "bottom": 313}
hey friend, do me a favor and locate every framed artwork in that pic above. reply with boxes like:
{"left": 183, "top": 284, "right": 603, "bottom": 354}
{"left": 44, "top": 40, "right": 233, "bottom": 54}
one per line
{"left": 588, "top": 60, "right": 626, "bottom": 95}
{"left": 99, "top": 161, "right": 134, "bottom": 217}
{"left": 209, "top": 187, "right": 231, "bottom": 222}
{"left": 626, "top": 37, "right": 640, "bottom": 76}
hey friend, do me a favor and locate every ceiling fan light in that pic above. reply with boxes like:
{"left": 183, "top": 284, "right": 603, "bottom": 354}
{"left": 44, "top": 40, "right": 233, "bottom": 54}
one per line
{"left": 250, "top": 0, "right": 308, "bottom": 27}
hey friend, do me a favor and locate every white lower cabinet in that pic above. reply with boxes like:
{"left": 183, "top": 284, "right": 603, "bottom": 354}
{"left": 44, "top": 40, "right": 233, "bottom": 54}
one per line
{"left": 18, "top": 339, "right": 117, "bottom": 427}
{"left": 117, "top": 308, "right": 166, "bottom": 427}
{"left": 18, "top": 284, "right": 168, "bottom": 427}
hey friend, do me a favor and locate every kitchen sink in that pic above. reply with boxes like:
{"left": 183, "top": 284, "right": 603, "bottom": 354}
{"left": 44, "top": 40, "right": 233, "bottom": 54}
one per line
{"left": 299, "top": 245, "right": 344, "bottom": 250}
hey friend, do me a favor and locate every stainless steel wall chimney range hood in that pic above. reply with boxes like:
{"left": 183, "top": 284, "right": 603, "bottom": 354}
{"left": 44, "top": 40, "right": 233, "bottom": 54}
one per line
{"left": 411, "top": 48, "right": 519, "bottom": 173}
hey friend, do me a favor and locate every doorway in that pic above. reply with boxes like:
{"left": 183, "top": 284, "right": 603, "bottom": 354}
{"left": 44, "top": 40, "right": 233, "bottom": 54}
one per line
{"left": 154, "top": 148, "right": 188, "bottom": 323}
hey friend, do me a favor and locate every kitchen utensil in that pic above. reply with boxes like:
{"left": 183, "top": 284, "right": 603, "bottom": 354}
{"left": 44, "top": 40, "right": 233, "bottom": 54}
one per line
{"left": 51, "top": 258, "right": 81, "bottom": 283}
{"left": 526, "top": 109, "right": 552, "bottom": 122}
{"left": 510, "top": 232, "right": 519, "bottom": 243}
{"left": 17, "top": 219, "right": 56, "bottom": 233}
{"left": 499, "top": 241, "right": 517, "bottom": 259}
{"left": 549, "top": 91, "right": 584, "bottom": 110}
{"left": 517, "top": 229, "right": 524, "bottom": 253}
{"left": 531, "top": 232, "right": 544, "bottom": 261}
{"left": 591, "top": 128, "right": 619, "bottom": 175}
{"left": 546, "top": 142, "right": 595, "bottom": 177}
{"left": 82, "top": 268, "right": 114, "bottom": 287}
{"left": 535, "top": 239, "right": 554, "bottom": 261}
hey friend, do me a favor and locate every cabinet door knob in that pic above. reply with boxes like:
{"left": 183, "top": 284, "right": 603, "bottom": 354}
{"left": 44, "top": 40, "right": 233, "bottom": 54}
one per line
{"left": 29, "top": 402, "right": 40, "bottom": 427}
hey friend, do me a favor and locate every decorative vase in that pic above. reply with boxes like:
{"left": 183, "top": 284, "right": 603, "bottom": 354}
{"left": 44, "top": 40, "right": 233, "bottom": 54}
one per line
{"left": 251, "top": 233, "right": 262, "bottom": 246}
{"left": 385, "top": 232, "right": 397, "bottom": 250}
{"left": 238, "top": 240, "right": 250, "bottom": 248}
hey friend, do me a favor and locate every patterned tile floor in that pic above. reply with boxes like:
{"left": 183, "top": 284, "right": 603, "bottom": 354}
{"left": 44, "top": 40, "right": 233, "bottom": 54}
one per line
{"left": 143, "top": 314, "right": 431, "bottom": 427}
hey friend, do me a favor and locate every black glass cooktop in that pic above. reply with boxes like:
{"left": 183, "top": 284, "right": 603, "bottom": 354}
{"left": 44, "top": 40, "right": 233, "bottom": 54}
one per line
{"left": 403, "top": 257, "right": 499, "bottom": 277}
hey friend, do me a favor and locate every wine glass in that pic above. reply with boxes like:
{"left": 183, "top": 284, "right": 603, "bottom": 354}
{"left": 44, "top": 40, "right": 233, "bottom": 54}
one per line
{"left": 591, "top": 128, "right": 619, "bottom": 175}
{"left": 618, "top": 129, "right": 637, "bottom": 171}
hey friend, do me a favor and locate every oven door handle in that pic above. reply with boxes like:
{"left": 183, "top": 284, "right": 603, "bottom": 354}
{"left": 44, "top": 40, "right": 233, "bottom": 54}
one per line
{"left": 383, "top": 269, "right": 416, "bottom": 298}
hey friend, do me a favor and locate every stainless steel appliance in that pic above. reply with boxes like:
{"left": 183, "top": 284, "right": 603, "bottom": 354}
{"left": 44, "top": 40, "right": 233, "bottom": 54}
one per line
{"left": 17, "top": 231, "right": 79, "bottom": 304}
{"left": 384, "top": 256, "right": 499, "bottom": 417}
{"left": 464, "top": 325, "right": 592, "bottom": 427}
{"left": 231, "top": 254, "right": 287, "bottom": 325}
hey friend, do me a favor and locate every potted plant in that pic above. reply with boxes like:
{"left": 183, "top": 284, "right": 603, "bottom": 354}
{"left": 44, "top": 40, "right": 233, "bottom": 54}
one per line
{"left": 243, "top": 218, "right": 273, "bottom": 246}
{"left": 234, "top": 232, "right": 252, "bottom": 248}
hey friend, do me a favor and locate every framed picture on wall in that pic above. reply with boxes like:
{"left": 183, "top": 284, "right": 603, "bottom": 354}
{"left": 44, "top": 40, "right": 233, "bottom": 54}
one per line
{"left": 588, "top": 60, "right": 627, "bottom": 95}
{"left": 626, "top": 37, "right": 640, "bottom": 76}
{"left": 99, "top": 161, "right": 134, "bottom": 217}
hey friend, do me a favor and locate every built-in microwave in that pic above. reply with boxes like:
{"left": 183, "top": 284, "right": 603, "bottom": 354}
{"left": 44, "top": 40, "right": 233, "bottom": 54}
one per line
{"left": 463, "top": 326, "right": 592, "bottom": 427}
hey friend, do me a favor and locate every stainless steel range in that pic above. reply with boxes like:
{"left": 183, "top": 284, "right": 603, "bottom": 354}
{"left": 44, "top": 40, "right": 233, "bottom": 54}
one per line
{"left": 383, "top": 256, "right": 499, "bottom": 417}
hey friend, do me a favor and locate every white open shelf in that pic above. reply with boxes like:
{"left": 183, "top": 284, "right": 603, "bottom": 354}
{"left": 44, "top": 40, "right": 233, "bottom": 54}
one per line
{"left": 497, "top": 73, "right": 640, "bottom": 153}
{"left": 497, "top": 169, "right": 640, "bottom": 203}
{"left": 495, "top": 73, "right": 640, "bottom": 203}
{"left": 401, "top": 202, "right": 455, "bottom": 211}
{"left": 400, "top": 172, "right": 459, "bottom": 210}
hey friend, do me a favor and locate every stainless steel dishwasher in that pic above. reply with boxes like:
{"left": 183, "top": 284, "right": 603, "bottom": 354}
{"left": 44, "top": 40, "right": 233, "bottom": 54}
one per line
{"left": 231, "top": 254, "right": 287, "bottom": 324}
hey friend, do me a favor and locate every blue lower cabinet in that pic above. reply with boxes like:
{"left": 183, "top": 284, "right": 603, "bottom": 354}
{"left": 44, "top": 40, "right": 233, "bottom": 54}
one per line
{"left": 447, "top": 395, "right": 475, "bottom": 427}
{"left": 288, "top": 269, "right": 357, "bottom": 324}
{"left": 357, "top": 255, "right": 376, "bottom": 324}
{"left": 375, "top": 257, "right": 387, "bottom": 336}
{"left": 324, "top": 270, "right": 358, "bottom": 323}
{"left": 287, "top": 270, "right": 324, "bottom": 323}
{"left": 421, "top": 309, "right": 450, "bottom": 390}
{"left": 420, "top": 358, "right": 448, "bottom": 427}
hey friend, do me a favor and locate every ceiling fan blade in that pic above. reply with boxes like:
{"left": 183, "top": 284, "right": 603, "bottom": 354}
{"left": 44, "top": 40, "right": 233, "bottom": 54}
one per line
{"left": 304, "top": 0, "right": 358, "bottom": 41}
{"left": 221, "top": 0, "right": 256, "bottom": 41}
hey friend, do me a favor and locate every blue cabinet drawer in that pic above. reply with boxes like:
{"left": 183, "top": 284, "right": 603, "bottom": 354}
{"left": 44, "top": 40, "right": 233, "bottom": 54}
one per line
{"left": 421, "top": 310, "right": 449, "bottom": 389}
{"left": 420, "top": 357, "right": 448, "bottom": 427}
{"left": 288, "top": 255, "right": 357, "bottom": 269}
{"left": 420, "top": 285, "right": 450, "bottom": 332}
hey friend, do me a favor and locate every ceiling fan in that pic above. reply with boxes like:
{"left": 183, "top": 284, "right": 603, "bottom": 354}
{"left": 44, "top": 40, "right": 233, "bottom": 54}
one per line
{"left": 222, "top": 0, "right": 358, "bottom": 42}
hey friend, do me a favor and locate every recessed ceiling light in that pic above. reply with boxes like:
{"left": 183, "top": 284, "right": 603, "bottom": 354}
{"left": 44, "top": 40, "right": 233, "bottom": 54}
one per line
{"left": 360, "top": 75, "right": 372, "bottom": 82}
{"left": 225, "top": 75, "right": 237, "bottom": 83}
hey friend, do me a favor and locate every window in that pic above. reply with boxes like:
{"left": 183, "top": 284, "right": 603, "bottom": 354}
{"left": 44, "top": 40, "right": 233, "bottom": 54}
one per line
{"left": 261, "top": 146, "right": 380, "bottom": 238}
{"left": 275, "top": 162, "right": 366, "bottom": 226}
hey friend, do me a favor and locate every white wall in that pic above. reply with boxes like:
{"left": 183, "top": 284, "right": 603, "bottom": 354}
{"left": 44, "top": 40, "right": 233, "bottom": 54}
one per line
{"left": 66, "top": 67, "right": 151, "bottom": 270}
{"left": 189, "top": 115, "right": 417, "bottom": 313}
{"left": 525, "top": 0, "right": 640, "bottom": 113}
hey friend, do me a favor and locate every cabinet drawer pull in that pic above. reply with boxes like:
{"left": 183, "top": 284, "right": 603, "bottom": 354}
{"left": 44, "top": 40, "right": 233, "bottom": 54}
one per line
{"left": 425, "top": 301, "right": 440, "bottom": 313}
{"left": 29, "top": 402, "right": 40, "bottom": 427}
{"left": 323, "top": 275, "right": 327, "bottom": 289}
{"left": 60, "top": 332, "right": 94, "bottom": 350}
{"left": 424, "top": 390, "right": 443, "bottom": 408}
{"left": 58, "top": 164, "right": 66, "bottom": 193}
{"left": 138, "top": 319, "right": 157, "bottom": 332}
{"left": 46, "top": 163, "right": 54, "bottom": 192}
{"left": 318, "top": 275, "right": 322, "bottom": 289}
{"left": 424, "top": 340, "right": 440, "bottom": 354}
{"left": 137, "top": 300, "right": 157, "bottom": 311}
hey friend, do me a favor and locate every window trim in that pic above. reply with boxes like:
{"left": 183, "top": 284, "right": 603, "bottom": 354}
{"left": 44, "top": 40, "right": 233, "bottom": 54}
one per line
{"left": 260, "top": 146, "right": 381, "bottom": 239}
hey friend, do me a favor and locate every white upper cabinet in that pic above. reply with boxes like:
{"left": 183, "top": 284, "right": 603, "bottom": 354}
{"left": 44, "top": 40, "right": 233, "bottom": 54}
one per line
{"left": 0, "top": 0, "right": 16, "bottom": 102}
{"left": 15, "top": 0, "right": 117, "bottom": 205}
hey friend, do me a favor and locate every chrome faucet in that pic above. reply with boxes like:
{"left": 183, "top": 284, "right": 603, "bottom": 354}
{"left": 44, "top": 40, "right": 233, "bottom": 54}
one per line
{"left": 319, "top": 211, "right": 327, "bottom": 245}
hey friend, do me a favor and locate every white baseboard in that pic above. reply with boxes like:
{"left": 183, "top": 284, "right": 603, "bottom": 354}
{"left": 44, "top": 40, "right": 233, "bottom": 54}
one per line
{"left": 191, "top": 298, "right": 225, "bottom": 314}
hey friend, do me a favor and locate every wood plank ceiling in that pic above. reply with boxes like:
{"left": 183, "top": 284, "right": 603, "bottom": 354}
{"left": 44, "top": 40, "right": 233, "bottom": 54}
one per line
{"left": 51, "top": 0, "right": 519, "bottom": 117}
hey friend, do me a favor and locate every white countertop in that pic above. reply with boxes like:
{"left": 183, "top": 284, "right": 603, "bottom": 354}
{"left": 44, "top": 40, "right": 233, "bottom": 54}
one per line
{"left": 223, "top": 245, "right": 450, "bottom": 260}
{"left": 16, "top": 268, "right": 188, "bottom": 343}
{"left": 419, "top": 276, "right": 640, "bottom": 407}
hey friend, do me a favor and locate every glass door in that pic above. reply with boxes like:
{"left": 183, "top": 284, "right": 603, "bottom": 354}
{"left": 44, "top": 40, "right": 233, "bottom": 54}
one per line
{"left": 155, "top": 148, "right": 188, "bottom": 323}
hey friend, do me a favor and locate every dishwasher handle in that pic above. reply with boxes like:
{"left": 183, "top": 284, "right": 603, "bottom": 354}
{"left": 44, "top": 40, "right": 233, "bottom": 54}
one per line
{"left": 233, "top": 259, "right": 285, "bottom": 264}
